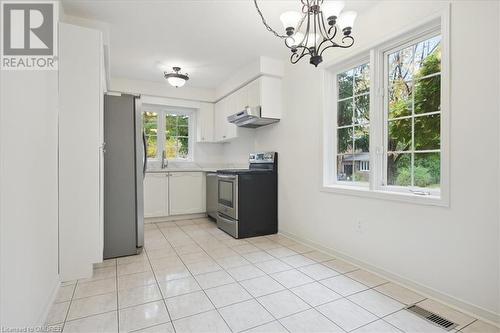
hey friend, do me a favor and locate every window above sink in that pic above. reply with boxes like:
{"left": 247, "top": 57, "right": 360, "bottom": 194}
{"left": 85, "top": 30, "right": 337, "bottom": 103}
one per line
{"left": 142, "top": 104, "right": 195, "bottom": 161}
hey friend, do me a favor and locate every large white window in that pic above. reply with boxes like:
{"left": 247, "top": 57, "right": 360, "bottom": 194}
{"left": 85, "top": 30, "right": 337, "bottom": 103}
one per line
{"left": 142, "top": 106, "right": 194, "bottom": 161}
{"left": 324, "top": 18, "right": 448, "bottom": 206}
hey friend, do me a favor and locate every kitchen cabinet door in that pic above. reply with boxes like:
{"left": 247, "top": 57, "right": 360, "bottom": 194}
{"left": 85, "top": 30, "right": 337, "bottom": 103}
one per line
{"left": 233, "top": 87, "right": 247, "bottom": 112}
{"left": 144, "top": 173, "right": 169, "bottom": 217}
{"left": 214, "top": 98, "right": 226, "bottom": 142}
{"left": 246, "top": 78, "right": 261, "bottom": 108}
{"left": 169, "top": 172, "right": 206, "bottom": 215}
{"left": 245, "top": 76, "right": 282, "bottom": 119}
{"left": 260, "top": 76, "right": 282, "bottom": 119}
{"left": 196, "top": 102, "right": 214, "bottom": 143}
{"left": 224, "top": 94, "right": 238, "bottom": 140}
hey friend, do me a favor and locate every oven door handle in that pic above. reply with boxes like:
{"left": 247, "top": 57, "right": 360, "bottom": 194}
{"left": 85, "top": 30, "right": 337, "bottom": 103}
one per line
{"left": 217, "top": 174, "right": 237, "bottom": 180}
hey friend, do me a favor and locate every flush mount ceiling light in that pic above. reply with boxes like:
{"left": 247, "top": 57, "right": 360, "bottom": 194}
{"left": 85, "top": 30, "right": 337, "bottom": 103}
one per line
{"left": 164, "top": 67, "right": 189, "bottom": 88}
{"left": 254, "top": 0, "right": 356, "bottom": 67}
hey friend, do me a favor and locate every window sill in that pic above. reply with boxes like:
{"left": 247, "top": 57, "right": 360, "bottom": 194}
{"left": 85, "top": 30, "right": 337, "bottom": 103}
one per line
{"left": 321, "top": 184, "right": 449, "bottom": 207}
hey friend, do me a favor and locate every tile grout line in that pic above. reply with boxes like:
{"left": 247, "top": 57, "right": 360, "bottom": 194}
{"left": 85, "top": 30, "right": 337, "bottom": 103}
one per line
{"left": 173, "top": 221, "right": 311, "bottom": 332}
{"left": 60, "top": 280, "right": 78, "bottom": 332}
{"left": 166, "top": 221, "right": 341, "bottom": 331}
{"left": 160, "top": 222, "right": 385, "bottom": 331}
{"left": 457, "top": 319, "right": 478, "bottom": 332}
{"left": 210, "top": 232, "right": 343, "bottom": 332}
{"left": 141, "top": 220, "right": 450, "bottom": 333}
{"left": 144, "top": 223, "right": 177, "bottom": 333}
{"left": 253, "top": 256, "right": 416, "bottom": 332}
{"left": 157, "top": 221, "right": 236, "bottom": 333}
{"left": 155, "top": 223, "right": 350, "bottom": 327}
{"left": 233, "top": 253, "right": 348, "bottom": 332}
{"left": 249, "top": 240, "right": 438, "bottom": 332}
{"left": 55, "top": 219, "right": 394, "bottom": 329}
{"left": 61, "top": 309, "right": 118, "bottom": 326}
{"left": 199, "top": 227, "right": 405, "bottom": 331}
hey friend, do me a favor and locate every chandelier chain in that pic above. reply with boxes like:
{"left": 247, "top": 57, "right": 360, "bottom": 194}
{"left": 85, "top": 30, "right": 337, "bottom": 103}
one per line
{"left": 253, "top": 0, "right": 306, "bottom": 40}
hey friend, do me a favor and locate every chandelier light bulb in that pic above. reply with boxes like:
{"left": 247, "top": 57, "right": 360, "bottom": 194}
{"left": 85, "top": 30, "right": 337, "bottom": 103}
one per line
{"left": 338, "top": 11, "right": 357, "bottom": 34}
{"left": 279, "top": 11, "right": 302, "bottom": 35}
{"left": 322, "top": 1, "right": 345, "bottom": 23}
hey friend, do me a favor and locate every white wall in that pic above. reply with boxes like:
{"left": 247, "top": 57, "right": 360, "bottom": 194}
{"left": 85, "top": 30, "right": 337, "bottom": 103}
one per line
{"left": 255, "top": 0, "right": 500, "bottom": 323}
{"left": 0, "top": 71, "right": 60, "bottom": 326}
{"left": 222, "top": 129, "right": 256, "bottom": 164}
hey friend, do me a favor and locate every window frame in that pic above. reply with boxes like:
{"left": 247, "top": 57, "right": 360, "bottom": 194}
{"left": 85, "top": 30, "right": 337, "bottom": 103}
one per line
{"left": 322, "top": 11, "right": 450, "bottom": 207}
{"left": 143, "top": 111, "right": 159, "bottom": 160}
{"left": 142, "top": 104, "right": 195, "bottom": 162}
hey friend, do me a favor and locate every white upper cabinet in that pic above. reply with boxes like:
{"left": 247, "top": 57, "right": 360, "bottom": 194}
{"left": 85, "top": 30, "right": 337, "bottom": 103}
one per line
{"left": 212, "top": 75, "right": 282, "bottom": 142}
{"left": 214, "top": 95, "right": 237, "bottom": 142}
{"left": 246, "top": 78, "right": 261, "bottom": 109}
{"left": 257, "top": 76, "right": 282, "bottom": 119}
{"left": 214, "top": 97, "right": 227, "bottom": 142}
{"left": 233, "top": 86, "right": 248, "bottom": 112}
{"left": 224, "top": 93, "right": 238, "bottom": 140}
{"left": 196, "top": 102, "right": 214, "bottom": 143}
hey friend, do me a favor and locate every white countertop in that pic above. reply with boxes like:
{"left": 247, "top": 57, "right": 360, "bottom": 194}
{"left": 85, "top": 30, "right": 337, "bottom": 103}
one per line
{"left": 146, "top": 162, "right": 247, "bottom": 173}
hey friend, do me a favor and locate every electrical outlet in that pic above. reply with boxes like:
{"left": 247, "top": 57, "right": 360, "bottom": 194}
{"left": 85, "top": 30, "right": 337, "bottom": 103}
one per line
{"left": 356, "top": 220, "right": 363, "bottom": 234}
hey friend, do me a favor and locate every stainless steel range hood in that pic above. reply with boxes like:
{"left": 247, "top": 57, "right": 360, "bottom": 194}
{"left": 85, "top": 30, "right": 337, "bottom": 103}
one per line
{"left": 227, "top": 106, "right": 279, "bottom": 128}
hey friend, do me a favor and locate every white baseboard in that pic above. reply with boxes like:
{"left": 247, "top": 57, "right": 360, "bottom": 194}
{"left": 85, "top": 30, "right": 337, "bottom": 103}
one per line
{"left": 37, "top": 275, "right": 60, "bottom": 326}
{"left": 145, "top": 213, "right": 207, "bottom": 223}
{"left": 279, "top": 229, "right": 500, "bottom": 327}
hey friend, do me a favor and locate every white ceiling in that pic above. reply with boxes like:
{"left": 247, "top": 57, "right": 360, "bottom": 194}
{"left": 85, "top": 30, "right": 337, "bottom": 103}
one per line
{"left": 62, "top": 0, "right": 376, "bottom": 88}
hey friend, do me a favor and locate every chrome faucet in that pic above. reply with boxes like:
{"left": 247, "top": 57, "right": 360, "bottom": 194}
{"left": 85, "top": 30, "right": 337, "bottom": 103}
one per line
{"left": 161, "top": 150, "right": 168, "bottom": 169}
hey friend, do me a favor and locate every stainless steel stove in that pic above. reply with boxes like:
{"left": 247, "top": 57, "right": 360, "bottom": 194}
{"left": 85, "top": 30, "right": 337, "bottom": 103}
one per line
{"left": 216, "top": 152, "right": 278, "bottom": 238}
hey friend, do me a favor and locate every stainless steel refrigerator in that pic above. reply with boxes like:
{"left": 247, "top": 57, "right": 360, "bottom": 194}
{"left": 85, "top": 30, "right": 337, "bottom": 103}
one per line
{"left": 103, "top": 93, "right": 145, "bottom": 259}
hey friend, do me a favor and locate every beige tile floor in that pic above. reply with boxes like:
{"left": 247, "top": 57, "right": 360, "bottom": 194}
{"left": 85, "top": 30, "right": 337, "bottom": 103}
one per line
{"left": 46, "top": 217, "right": 499, "bottom": 333}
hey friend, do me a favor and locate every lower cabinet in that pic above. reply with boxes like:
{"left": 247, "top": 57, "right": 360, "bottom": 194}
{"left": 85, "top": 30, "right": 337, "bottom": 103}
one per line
{"left": 144, "top": 171, "right": 205, "bottom": 218}
{"left": 169, "top": 172, "right": 206, "bottom": 215}
{"left": 144, "top": 173, "right": 169, "bottom": 218}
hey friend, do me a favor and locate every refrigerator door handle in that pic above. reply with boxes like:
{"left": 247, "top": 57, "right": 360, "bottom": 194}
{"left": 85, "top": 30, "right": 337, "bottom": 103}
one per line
{"left": 142, "top": 131, "right": 147, "bottom": 178}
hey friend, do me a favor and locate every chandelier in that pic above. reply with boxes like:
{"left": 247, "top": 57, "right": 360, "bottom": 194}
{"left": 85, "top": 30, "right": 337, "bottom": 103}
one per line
{"left": 164, "top": 67, "right": 189, "bottom": 88}
{"left": 254, "top": 0, "right": 357, "bottom": 67}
